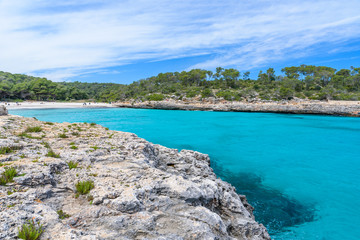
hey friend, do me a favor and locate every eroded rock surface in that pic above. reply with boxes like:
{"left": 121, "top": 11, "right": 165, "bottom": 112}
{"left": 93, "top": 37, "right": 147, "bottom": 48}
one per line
{"left": 0, "top": 115, "right": 270, "bottom": 240}
{"left": 0, "top": 106, "right": 7, "bottom": 116}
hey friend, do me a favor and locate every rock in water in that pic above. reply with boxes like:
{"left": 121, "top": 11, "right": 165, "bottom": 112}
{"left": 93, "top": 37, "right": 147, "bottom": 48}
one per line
{"left": 0, "top": 115, "right": 270, "bottom": 240}
{"left": 0, "top": 106, "right": 7, "bottom": 115}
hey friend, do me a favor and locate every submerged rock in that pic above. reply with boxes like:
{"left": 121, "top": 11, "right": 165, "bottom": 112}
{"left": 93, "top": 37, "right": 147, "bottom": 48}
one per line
{"left": 0, "top": 115, "right": 270, "bottom": 239}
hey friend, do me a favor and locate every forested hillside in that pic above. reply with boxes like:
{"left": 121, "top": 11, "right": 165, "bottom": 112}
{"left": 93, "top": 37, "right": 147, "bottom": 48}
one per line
{"left": 1, "top": 65, "right": 360, "bottom": 102}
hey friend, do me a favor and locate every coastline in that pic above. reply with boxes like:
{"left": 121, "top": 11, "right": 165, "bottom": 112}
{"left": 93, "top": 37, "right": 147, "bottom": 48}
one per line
{"left": 3, "top": 99, "right": 360, "bottom": 117}
{"left": 0, "top": 114, "right": 270, "bottom": 239}
{"left": 115, "top": 99, "right": 360, "bottom": 117}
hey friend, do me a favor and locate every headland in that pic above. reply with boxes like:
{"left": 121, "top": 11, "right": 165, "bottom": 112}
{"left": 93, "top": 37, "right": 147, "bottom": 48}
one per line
{"left": 0, "top": 112, "right": 269, "bottom": 239}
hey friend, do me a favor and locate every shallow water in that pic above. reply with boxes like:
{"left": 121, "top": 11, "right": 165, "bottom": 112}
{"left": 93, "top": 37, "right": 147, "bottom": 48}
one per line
{"left": 9, "top": 108, "right": 360, "bottom": 240}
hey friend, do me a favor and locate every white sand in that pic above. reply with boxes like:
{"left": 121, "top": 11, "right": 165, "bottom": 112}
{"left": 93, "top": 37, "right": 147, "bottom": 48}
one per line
{"left": 1, "top": 101, "right": 116, "bottom": 110}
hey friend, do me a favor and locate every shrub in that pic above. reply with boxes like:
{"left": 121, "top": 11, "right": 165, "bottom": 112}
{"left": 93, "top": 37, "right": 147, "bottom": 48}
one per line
{"left": 201, "top": 88, "right": 213, "bottom": 98}
{"left": 90, "top": 122, "right": 96, "bottom": 126}
{"left": 75, "top": 181, "right": 94, "bottom": 195}
{"left": 279, "top": 87, "right": 294, "bottom": 100}
{"left": 18, "top": 219, "right": 44, "bottom": 240}
{"left": 146, "top": 93, "right": 165, "bottom": 101}
{"left": 25, "top": 126, "right": 42, "bottom": 133}
{"left": 186, "top": 89, "right": 199, "bottom": 98}
{"left": 70, "top": 145, "right": 78, "bottom": 150}
{"left": 58, "top": 133, "right": 68, "bottom": 139}
{"left": 67, "top": 161, "right": 78, "bottom": 169}
{"left": 45, "top": 122, "right": 54, "bottom": 125}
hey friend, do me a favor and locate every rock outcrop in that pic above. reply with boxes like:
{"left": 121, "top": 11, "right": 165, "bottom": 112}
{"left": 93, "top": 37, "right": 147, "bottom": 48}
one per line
{"left": 115, "top": 100, "right": 360, "bottom": 117}
{"left": 0, "top": 106, "right": 7, "bottom": 116}
{"left": 0, "top": 115, "right": 270, "bottom": 240}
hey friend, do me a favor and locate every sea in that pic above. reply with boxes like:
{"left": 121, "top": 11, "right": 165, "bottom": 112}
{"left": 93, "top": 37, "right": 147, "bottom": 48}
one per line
{"left": 9, "top": 108, "right": 360, "bottom": 240}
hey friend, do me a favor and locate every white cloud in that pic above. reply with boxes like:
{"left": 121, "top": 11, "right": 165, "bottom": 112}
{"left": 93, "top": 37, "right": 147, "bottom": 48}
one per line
{"left": 0, "top": 0, "right": 360, "bottom": 81}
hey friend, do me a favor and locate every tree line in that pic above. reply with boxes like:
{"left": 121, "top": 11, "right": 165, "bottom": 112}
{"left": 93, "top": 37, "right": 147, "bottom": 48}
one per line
{"left": 1, "top": 65, "right": 360, "bottom": 102}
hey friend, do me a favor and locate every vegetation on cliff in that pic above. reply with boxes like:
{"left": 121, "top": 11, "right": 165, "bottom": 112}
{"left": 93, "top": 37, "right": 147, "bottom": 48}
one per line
{"left": 1, "top": 65, "right": 360, "bottom": 102}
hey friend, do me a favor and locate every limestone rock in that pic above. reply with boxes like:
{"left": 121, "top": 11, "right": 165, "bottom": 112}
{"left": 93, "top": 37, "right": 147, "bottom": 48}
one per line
{"left": 0, "top": 115, "right": 270, "bottom": 239}
{"left": 0, "top": 106, "right": 7, "bottom": 116}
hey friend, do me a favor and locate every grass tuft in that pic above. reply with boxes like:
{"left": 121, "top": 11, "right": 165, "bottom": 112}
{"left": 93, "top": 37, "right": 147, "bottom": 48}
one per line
{"left": 0, "top": 146, "right": 22, "bottom": 154}
{"left": 46, "top": 150, "right": 60, "bottom": 158}
{"left": 0, "top": 167, "right": 18, "bottom": 185}
{"left": 67, "top": 161, "right": 78, "bottom": 169}
{"left": 17, "top": 132, "right": 42, "bottom": 140}
{"left": 18, "top": 219, "right": 44, "bottom": 240}
{"left": 25, "top": 126, "right": 42, "bottom": 133}
{"left": 75, "top": 180, "right": 94, "bottom": 195}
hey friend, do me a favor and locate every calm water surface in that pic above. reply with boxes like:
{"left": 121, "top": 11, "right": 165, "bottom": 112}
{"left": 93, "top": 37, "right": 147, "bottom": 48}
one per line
{"left": 9, "top": 108, "right": 360, "bottom": 240}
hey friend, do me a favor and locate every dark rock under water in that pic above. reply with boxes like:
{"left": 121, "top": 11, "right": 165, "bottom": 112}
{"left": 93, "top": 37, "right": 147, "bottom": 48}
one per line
{"left": 212, "top": 163, "right": 316, "bottom": 235}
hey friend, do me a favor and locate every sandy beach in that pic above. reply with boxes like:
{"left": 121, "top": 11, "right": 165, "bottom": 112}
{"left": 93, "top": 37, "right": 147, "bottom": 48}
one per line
{"left": 1, "top": 101, "right": 116, "bottom": 110}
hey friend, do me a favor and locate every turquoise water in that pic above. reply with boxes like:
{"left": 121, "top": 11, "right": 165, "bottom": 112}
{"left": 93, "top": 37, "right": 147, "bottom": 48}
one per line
{"left": 9, "top": 108, "right": 360, "bottom": 240}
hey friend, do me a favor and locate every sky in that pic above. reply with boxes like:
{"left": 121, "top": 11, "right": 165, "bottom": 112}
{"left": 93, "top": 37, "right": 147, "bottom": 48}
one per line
{"left": 1, "top": 0, "right": 360, "bottom": 84}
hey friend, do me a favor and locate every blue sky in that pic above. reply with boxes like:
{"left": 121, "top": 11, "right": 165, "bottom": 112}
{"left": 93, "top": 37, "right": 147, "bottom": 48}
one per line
{"left": 1, "top": 0, "right": 360, "bottom": 84}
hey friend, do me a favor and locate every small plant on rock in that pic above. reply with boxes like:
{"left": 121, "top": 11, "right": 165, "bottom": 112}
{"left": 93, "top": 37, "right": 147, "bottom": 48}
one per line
{"left": 71, "top": 132, "right": 80, "bottom": 136}
{"left": 46, "top": 150, "right": 60, "bottom": 158}
{"left": 67, "top": 161, "right": 78, "bottom": 169}
{"left": 0, "top": 147, "right": 14, "bottom": 154}
{"left": 18, "top": 219, "right": 44, "bottom": 240}
{"left": 0, "top": 146, "right": 22, "bottom": 155}
{"left": 57, "top": 210, "right": 71, "bottom": 220}
{"left": 25, "top": 126, "right": 43, "bottom": 133}
{"left": 58, "top": 133, "right": 68, "bottom": 139}
{"left": 0, "top": 167, "right": 18, "bottom": 185}
{"left": 17, "top": 132, "right": 42, "bottom": 140}
{"left": 75, "top": 180, "right": 94, "bottom": 195}
{"left": 41, "top": 141, "right": 50, "bottom": 149}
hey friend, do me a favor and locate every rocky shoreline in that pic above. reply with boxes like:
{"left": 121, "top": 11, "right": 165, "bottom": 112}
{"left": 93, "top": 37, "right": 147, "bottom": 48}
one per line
{"left": 115, "top": 99, "right": 360, "bottom": 117}
{"left": 0, "top": 113, "right": 270, "bottom": 239}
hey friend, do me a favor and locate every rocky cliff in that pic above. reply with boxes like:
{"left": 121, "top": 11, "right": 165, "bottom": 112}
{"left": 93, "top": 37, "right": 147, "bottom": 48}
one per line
{"left": 0, "top": 106, "right": 7, "bottom": 116}
{"left": 0, "top": 115, "right": 270, "bottom": 240}
{"left": 115, "top": 100, "right": 360, "bottom": 117}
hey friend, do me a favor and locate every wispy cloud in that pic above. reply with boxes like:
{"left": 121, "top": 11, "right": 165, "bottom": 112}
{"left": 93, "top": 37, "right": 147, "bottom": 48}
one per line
{"left": 0, "top": 0, "right": 360, "bottom": 81}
